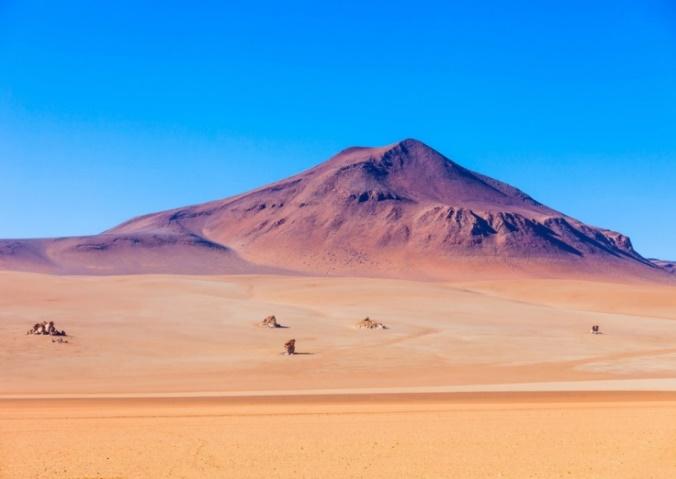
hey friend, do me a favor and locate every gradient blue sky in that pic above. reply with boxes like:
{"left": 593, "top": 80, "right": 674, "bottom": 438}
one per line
{"left": 1, "top": 0, "right": 675, "bottom": 258}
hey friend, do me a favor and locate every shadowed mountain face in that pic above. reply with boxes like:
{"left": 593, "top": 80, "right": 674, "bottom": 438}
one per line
{"left": 0, "top": 139, "right": 670, "bottom": 279}
{"left": 650, "top": 259, "right": 675, "bottom": 275}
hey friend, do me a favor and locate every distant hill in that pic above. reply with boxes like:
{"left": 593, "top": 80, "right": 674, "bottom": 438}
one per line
{"left": 1, "top": 139, "right": 671, "bottom": 280}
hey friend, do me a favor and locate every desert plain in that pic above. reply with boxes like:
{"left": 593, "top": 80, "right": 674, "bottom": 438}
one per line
{"left": 2, "top": 270, "right": 676, "bottom": 478}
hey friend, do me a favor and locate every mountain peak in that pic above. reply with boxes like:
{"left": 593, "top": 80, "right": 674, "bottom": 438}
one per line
{"left": 392, "top": 137, "right": 431, "bottom": 150}
{"left": 329, "top": 138, "right": 436, "bottom": 163}
{"left": 323, "top": 138, "right": 450, "bottom": 177}
{"left": 381, "top": 138, "right": 451, "bottom": 166}
{"left": 316, "top": 138, "right": 537, "bottom": 209}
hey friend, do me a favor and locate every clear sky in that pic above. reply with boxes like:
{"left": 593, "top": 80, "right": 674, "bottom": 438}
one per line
{"left": 1, "top": 0, "right": 675, "bottom": 259}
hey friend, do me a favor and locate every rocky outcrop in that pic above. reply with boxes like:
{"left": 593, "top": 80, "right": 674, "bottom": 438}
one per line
{"left": 356, "top": 317, "right": 387, "bottom": 329}
{"left": 284, "top": 339, "right": 296, "bottom": 355}
{"left": 260, "top": 315, "right": 283, "bottom": 328}
{"left": 27, "top": 321, "right": 66, "bottom": 336}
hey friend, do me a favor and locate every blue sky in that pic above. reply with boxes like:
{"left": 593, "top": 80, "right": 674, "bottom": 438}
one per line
{"left": 1, "top": 0, "right": 675, "bottom": 259}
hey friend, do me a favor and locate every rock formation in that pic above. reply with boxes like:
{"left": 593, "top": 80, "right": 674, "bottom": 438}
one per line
{"left": 260, "top": 315, "right": 283, "bottom": 328}
{"left": 356, "top": 317, "right": 387, "bottom": 329}
{"left": 284, "top": 339, "right": 296, "bottom": 355}
{"left": 27, "top": 321, "right": 66, "bottom": 336}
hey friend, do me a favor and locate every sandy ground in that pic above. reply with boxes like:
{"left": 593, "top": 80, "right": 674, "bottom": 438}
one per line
{"left": 2, "top": 271, "right": 676, "bottom": 478}
{"left": 2, "top": 392, "right": 676, "bottom": 479}
{"left": 2, "top": 272, "right": 676, "bottom": 396}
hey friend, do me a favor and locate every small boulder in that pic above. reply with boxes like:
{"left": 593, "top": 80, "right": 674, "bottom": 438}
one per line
{"left": 356, "top": 317, "right": 387, "bottom": 329}
{"left": 284, "top": 339, "right": 296, "bottom": 355}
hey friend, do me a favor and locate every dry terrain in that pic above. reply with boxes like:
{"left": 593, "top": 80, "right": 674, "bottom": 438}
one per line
{"left": 2, "top": 272, "right": 676, "bottom": 396}
{"left": 2, "top": 393, "right": 676, "bottom": 479}
{"left": 2, "top": 271, "right": 676, "bottom": 478}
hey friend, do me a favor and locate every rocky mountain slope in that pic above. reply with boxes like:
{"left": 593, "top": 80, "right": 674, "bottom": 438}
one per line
{"left": 0, "top": 139, "right": 670, "bottom": 280}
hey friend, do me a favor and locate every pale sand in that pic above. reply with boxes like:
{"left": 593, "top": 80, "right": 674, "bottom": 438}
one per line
{"left": 2, "top": 272, "right": 676, "bottom": 478}
{"left": 2, "top": 272, "right": 676, "bottom": 396}
{"left": 2, "top": 392, "right": 676, "bottom": 479}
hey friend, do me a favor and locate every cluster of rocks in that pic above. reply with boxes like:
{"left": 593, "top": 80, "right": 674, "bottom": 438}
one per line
{"left": 355, "top": 317, "right": 387, "bottom": 329}
{"left": 27, "top": 321, "right": 67, "bottom": 337}
{"left": 259, "top": 315, "right": 283, "bottom": 328}
{"left": 260, "top": 314, "right": 387, "bottom": 355}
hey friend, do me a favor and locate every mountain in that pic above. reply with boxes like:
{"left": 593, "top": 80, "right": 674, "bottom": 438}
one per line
{"left": 649, "top": 259, "right": 675, "bottom": 275}
{"left": 0, "top": 139, "right": 670, "bottom": 280}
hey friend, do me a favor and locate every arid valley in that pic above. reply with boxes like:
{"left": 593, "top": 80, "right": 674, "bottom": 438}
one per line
{"left": 4, "top": 2, "right": 676, "bottom": 476}
{"left": 2, "top": 271, "right": 676, "bottom": 478}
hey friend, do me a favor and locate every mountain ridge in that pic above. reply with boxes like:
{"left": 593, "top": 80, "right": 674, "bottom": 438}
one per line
{"left": 0, "top": 139, "right": 671, "bottom": 280}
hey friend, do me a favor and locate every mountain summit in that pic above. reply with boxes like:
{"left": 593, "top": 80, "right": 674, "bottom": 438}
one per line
{"left": 0, "top": 139, "right": 669, "bottom": 279}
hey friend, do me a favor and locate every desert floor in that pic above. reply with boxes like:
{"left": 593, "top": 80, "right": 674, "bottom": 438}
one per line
{"left": 1, "top": 271, "right": 676, "bottom": 478}
{"left": 2, "top": 392, "right": 676, "bottom": 479}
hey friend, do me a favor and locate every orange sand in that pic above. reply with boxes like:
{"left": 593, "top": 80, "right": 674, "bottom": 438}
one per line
{"left": 2, "top": 392, "right": 676, "bottom": 479}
